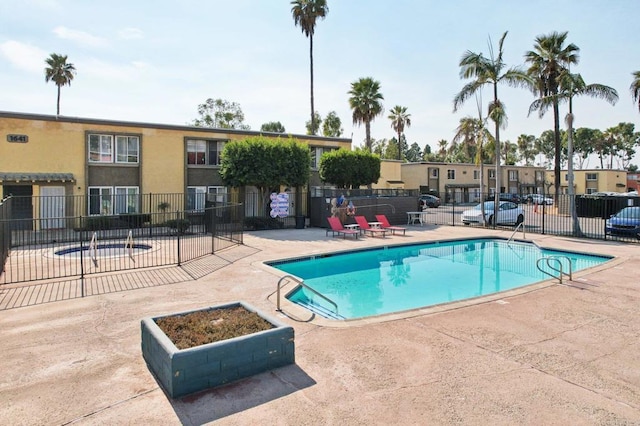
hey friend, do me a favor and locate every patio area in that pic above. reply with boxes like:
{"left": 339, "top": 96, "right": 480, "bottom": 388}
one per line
{"left": 1, "top": 224, "right": 639, "bottom": 425}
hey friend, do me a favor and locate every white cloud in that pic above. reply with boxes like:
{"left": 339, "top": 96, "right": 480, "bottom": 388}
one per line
{"left": 0, "top": 41, "right": 47, "bottom": 73}
{"left": 118, "top": 27, "right": 144, "bottom": 40}
{"left": 53, "top": 26, "right": 108, "bottom": 48}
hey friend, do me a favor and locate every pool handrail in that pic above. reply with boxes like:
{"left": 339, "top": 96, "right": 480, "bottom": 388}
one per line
{"left": 508, "top": 221, "right": 525, "bottom": 245}
{"left": 536, "top": 255, "right": 573, "bottom": 284}
{"left": 277, "top": 274, "right": 339, "bottom": 317}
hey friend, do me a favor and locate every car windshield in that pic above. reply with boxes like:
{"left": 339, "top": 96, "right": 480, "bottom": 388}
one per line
{"left": 615, "top": 207, "right": 640, "bottom": 219}
{"left": 474, "top": 202, "right": 494, "bottom": 210}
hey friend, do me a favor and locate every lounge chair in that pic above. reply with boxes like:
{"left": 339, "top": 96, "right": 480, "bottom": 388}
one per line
{"left": 354, "top": 215, "right": 387, "bottom": 238}
{"left": 326, "top": 217, "right": 359, "bottom": 239}
{"left": 375, "top": 214, "right": 407, "bottom": 235}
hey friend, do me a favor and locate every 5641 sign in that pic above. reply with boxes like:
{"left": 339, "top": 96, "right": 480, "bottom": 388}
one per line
{"left": 7, "top": 134, "right": 28, "bottom": 143}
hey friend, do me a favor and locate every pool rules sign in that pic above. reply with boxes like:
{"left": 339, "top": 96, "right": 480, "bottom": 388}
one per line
{"left": 270, "top": 192, "right": 289, "bottom": 218}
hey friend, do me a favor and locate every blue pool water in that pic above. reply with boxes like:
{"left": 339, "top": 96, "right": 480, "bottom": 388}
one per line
{"left": 268, "top": 238, "right": 611, "bottom": 320}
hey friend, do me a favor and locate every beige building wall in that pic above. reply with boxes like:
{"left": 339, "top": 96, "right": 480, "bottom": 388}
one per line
{"left": 545, "top": 169, "right": 628, "bottom": 194}
{"left": 373, "top": 160, "right": 404, "bottom": 189}
{"left": 401, "top": 161, "right": 545, "bottom": 202}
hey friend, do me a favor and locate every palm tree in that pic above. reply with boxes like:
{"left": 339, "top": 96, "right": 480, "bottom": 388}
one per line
{"left": 348, "top": 77, "right": 384, "bottom": 150}
{"left": 631, "top": 71, "right": 640, "bottom": 113}
{"left": 291, "top": 0, "right": 328, "bottom": 135}
{"left": 388, "top": 106, "right": 411, "bottom": 160}
{"left": 525, "top": 31, "right": 579, "bottom": 198}
{"left": 44, "top": 53, "right": 76, "bottom": 115}
{"left": 453, "top": 31, "right": 530, "bottom": 221}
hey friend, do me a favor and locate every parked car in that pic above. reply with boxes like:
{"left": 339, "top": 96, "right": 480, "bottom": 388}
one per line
{"left": 524, "top": 194, "right": 554, "bottom": 205}
{"left": 462, "top": 201, "right": 525, "bottom": 226}
{"left": 485, "top": 193, "right": 521, "bottom": 204}
{"left": 605, "top": 206, "right": 640, "bottom": 239}
{"left": 418, "top": 194, "right": 440, "bottom": 209}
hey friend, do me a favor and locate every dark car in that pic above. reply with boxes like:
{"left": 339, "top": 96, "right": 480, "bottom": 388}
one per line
{"left": 486, "top": 193, "right": 521, "bottom": 204}
{"left": 419, "top": 194, "right": 440, "bottom": 209}
{"left": 605, "top": 206, "right": 640, "bottom": 239}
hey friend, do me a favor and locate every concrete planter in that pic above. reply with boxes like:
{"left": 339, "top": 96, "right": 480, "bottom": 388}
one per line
{"left": 141, "top": 301, "right": 295, "bottom": 398}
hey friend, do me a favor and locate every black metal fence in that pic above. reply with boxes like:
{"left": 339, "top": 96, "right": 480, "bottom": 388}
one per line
{"left": 0, "top": 199, "right": 244, "bottom": 285}
{"left": 394, "top": 193, "right": 640, "bottom": 243}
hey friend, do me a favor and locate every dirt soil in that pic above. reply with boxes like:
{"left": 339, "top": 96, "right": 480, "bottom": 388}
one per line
{"left": 155, "top": 306, "right": 274, "bottom": 349}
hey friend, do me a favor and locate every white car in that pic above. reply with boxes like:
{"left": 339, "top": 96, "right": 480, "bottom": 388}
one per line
{"left": 461, "top": 201, "right": 525, "bottom": 226}
{"left": 527, "top": 194, "right": 553, "bottom": 205}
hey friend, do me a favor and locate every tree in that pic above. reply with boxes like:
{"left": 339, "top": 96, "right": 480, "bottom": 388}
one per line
{"left": 322, "top": 110, "right": 343, "bottom": 137}
{"left": 260, "top": 121, "right": 286, "bottom": 133}
{"left": 525, "top": 31, "right": 579, "bottom": 198}
{"left": 305, "top": 111, "right": 322, "bottom": 135}
{"left": 631, "top": 71, "right": 640, "bottom": 113}
{"left": 452, "top": 117, "right": 486, "bottom": 164}
{"left": 319, "top": 149, "right": 381, "bottom": 189}
{"left": 573, "top": 128, "right": 597, "bottom": 169}
{"left": 348, "top": 77, "right": 384, "bottom": 151}
{"left": 44, "top": 53, "right": 76, "bottom": 116}
{"left": 453, "top": 31, "right": 530, "bottom": 220}
{"left": 405, "top": 142, "right": 422, "bottom": 162}
{"left": 192, "top": 98, "right": 250, "bottom": 129}
{"left": 388, "top": 106, "right": 411, "bottom": 160}
{"left": 219, "top": 135, "right": 310, "bottom": 215}
{"left": 516, "top": 134, "right": 537, "bottom": 166}
{"left": 536, "top": 130, "right": 556, "bottom": 168}
{"left": 291, "top": 0, "right": 328, "bottom": 134}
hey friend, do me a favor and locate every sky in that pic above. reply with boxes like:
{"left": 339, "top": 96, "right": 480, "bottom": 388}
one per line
{"left": 1, "top": 0, "right": 639, "bottom": 167}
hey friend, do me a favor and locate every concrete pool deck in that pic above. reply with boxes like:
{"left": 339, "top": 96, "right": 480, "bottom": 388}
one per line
{"left": 1, "top": 225, "right": 639, "bottom": 425}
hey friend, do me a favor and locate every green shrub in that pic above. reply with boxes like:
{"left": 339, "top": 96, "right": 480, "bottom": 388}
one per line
{"left": 166, "top": 218, "right": 191, "bottom": 234}
{"left": 84, "top": 216, "right": 112, "bottom": 231}
{"left": 243, "top": 216, "right": 284, "bottom": 230}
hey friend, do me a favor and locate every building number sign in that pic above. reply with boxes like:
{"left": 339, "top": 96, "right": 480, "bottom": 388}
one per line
{"left": 7, "top": 134, "right": 29, "bottom": 143}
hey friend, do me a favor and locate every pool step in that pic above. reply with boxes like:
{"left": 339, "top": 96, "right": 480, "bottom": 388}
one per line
{"left": 295, "top": 298, "right": 346, "bottom": 320}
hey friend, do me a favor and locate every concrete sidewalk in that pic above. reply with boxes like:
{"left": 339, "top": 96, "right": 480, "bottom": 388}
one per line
{"left": 1, "top": 226, "right": 639, "bottom": 425}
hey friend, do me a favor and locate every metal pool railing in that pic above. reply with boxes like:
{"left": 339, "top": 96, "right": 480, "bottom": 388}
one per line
{"left": 0, "top": 203, "right": 244, "bottom": 285}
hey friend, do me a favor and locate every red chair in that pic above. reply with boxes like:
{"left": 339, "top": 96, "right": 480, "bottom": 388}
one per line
{"left": 375, "top": 214, "right": 407, "bottom": 235}
{"left": 326, "top": 217, "right": 359, "bottom": 239}
{"left": 354, "top": 216, "right": 387, "bottom": 238}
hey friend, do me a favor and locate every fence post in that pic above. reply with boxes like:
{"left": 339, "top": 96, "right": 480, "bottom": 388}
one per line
{"left": 79, "top": 215, "right": 85, "bottom": 297}
{"left": 541, "top": 202, "right": 546, "bottom": 235}
{"left": 176, "top": 210, "right": 181, "bottom": 266}
{"left": 451, "top": 198, "right": 455, "bottom": 226}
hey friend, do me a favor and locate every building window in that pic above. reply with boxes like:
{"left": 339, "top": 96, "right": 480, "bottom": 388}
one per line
{"left": 88, "top": 134, "right": 113, "bottom": 163}
{"left": 508, "top": 170, "right": 518, "bottom": 181}
{"left": 586, "top": 188, "right": 596, "bottom": 194}
{"left": 88, "top": 186, "right": 139, "bottom": 215}
{"left": 447, "top": 169, "right": 455, "bottom": 180}
{"left": 88, "top": 187, "right": 112, "bottom": 215}
{"left": 473, "top": 170, "right": 479, "bottom": 180}
{"left": 114, "top": 187, "right": 139, "bottom": 213}
{"left": 187, "top": 140, "right": 206, "bottom": 165}
{"left": 187, "top": 186, "right": 207, "bottom": 211}
{"left": 586, "top": 173, "right": 598, "bottom": 181}
{"left": 488, "top": 169, "right": 496, "bottom": 178}
{"left": 536, "top": 171, "right": 544, "bottom": 181}
{"left": 116, "top": 136, "right": 140, "bottom": 163}
{"left": 311, "top": 147, "right": 337, "bottom": 169}
{"left": 89, "top": 134, "right": 139, "bottom": 163}
{"left": 431, "top": 168, "right": 439, "bottom": 178}
{"left": 208, "top": 186, "right": 228, "bottom": 203}
{"left": 186, "top": 139, "right": 226, "bottom": 166}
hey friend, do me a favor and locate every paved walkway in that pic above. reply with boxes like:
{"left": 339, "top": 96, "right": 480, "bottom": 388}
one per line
{"left": 1, "top": 225, "right": 639, "bottom": 425}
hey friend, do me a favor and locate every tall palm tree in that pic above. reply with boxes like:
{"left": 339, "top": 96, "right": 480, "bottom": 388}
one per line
{"left": 453, "top": 31, "right": 530, "bottom": 221}
{"left": 388, "top": 106, "right": 411, "bottom": 160}
{"left": 44, "top": 53, "right": 76, "bottom": 115}
{"left": 452, "top": 116, "right": 483, "bottom": 163}
{"left": 525, "top": 31, "right": 579, "bottom": 198}
{"left": 348, "top": 77, "right": 384, "bottom": 150}
{"left": 631, "top": 71, "right": 640, "bottom": 113}
{"left": 530, "top": 71, "right": 618, "bottom": 236}
{"left": 291, "top": 0, "right": 328, "bottom": 135}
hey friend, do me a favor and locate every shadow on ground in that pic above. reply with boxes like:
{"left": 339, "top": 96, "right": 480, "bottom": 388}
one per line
{"left": 170, "top": 364, "right": 316, "bottom": 424}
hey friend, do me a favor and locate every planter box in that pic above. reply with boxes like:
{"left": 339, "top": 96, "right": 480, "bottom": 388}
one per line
{"left": 141, "top": 301, "right": 295, "bottom": 398}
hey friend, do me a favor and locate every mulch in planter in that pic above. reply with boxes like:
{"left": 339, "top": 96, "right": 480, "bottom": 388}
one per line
{"left": 155, "top": 306, "right": 275, "bottom": 350}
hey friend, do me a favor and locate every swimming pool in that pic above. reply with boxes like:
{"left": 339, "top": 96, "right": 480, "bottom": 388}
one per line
{"left": 268, "top": 238, "right": 611, "bottom": 320}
